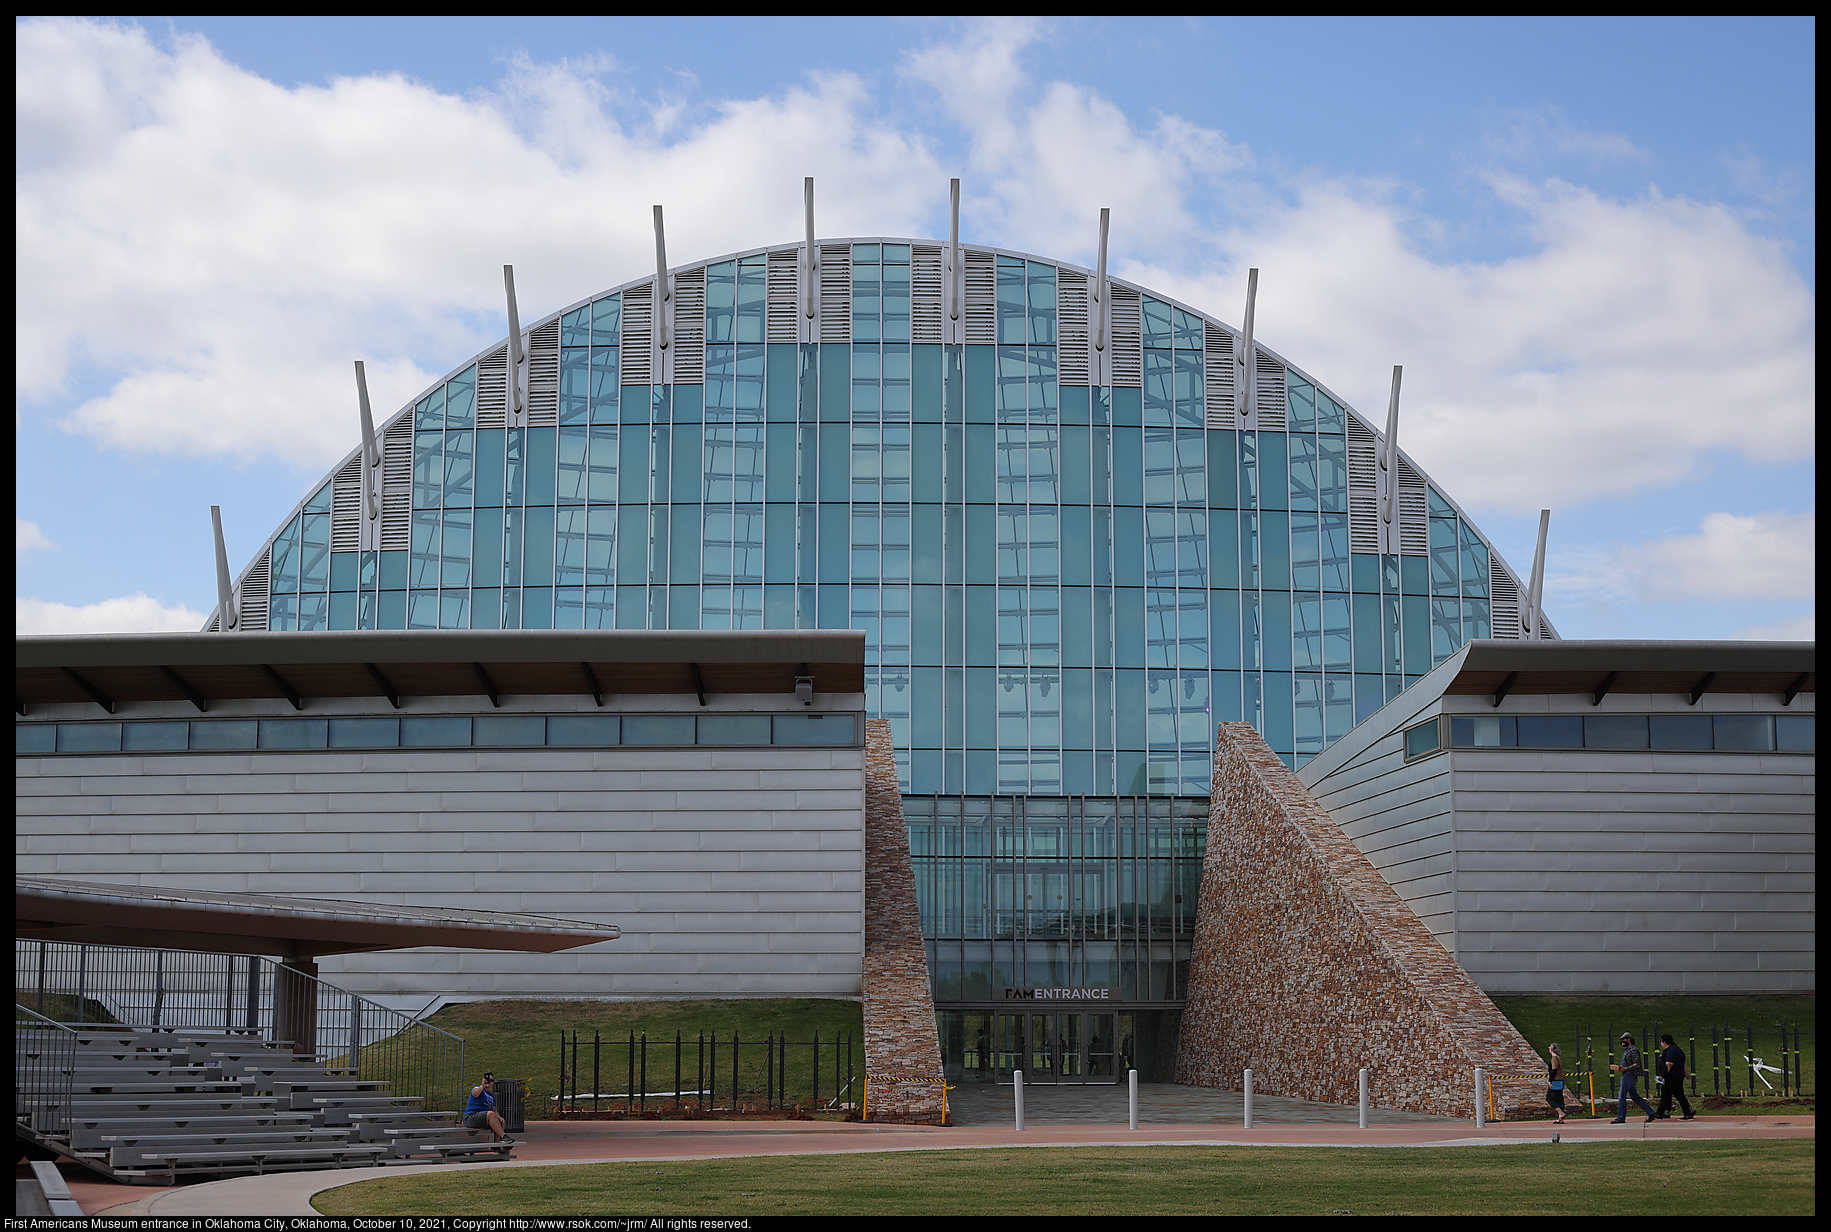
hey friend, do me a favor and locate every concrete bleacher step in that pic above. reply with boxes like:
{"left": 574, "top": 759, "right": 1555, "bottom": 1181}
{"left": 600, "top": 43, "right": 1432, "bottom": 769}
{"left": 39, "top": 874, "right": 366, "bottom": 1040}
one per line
{"left": 105, "top": 1131, "right": 359, "bottom": 1167}
{"left": 113, "top": 1143, "right": 391, "bottom": 1176}
{"left": 65, "top": 1097, "right": 284, "bottom": 1118}
{"left": 71, "top": 1114, "right": 317, "bottom": 1148}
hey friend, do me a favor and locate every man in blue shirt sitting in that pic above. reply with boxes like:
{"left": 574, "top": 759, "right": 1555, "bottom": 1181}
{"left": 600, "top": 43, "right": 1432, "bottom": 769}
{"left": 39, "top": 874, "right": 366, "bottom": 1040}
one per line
{"left": 464, "top": 1073, "right": 514, "bottom": 1144}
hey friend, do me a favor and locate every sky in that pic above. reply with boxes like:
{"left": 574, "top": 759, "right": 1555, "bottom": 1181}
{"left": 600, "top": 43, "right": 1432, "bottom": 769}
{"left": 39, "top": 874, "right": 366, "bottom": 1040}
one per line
{"left": 15, "top": 16, "right": 1816, "bottom": 641}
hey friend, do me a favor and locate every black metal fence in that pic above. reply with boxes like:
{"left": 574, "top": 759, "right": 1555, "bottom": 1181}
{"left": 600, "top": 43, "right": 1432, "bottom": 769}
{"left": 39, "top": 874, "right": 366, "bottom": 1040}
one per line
{"left": 1567, "top": 1020, "right": 1813, "bottom": 1111}
{"left": 14, "top": 1006, "right": 79, "bottom": 1138}
{"left": 554, "top": 1030, "right": 858, "bottom": 1115}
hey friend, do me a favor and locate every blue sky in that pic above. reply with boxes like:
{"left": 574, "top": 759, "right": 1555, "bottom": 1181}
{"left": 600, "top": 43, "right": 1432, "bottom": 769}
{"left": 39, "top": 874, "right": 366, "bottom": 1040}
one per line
{"left": 16, "top": 16, "right": 1815, "bottom": 639}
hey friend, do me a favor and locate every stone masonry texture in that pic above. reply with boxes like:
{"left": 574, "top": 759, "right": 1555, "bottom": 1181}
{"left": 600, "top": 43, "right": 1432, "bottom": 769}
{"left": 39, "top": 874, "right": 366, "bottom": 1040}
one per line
{"left": 861, "top": 719, "right": 945, "bottom": 1124}
{"left": 1177, "top": 722, "right": 1545, "bottom": 1119}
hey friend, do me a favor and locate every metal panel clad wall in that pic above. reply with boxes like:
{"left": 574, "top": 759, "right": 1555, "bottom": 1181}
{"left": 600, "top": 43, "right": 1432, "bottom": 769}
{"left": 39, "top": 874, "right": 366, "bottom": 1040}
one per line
{"left": 16, "top": 728, "right": 868, "bottom": 1002}
{"left": 1445, "top": 702, "right": 1815, "bottom": 996}
{"left": 1297, "top": 695, "right": 1458, "bottom": 949}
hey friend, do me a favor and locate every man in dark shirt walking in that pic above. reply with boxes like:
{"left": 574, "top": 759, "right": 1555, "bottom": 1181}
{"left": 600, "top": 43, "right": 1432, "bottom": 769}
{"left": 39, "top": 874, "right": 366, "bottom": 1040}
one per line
{"left": 1609, "top": 1033, "right": 1656, "bottom": 1123}
{"left": 1654, "top": 1033, "right": 1695, "bottom": 1121}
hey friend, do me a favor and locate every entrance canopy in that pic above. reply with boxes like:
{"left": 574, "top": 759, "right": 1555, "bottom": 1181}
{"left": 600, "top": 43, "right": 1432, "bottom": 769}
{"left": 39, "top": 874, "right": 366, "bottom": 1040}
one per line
{"left": 16, "top": 876, "right": 619, "bottom": 960}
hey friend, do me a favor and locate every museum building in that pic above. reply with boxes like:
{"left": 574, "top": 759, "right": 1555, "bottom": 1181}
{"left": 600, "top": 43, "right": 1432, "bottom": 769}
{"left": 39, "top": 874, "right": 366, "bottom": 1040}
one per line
{"left": 15, "top": 198, "right": 1814, "bottom": 1096}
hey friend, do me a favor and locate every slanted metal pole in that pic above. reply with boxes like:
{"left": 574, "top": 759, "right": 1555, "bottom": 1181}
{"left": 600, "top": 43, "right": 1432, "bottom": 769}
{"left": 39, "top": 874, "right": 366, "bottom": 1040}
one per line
{"left": 355, "top": 361, "right": 381, "bottom": 520}
{"left": 1014, "top": 1068, "right": 1025, "bottom": 1130}
{"left": 210, "top": 506, "right": 238, "bottom": 631}
{"left": 1380, "top": 365, "right": 1402, "bottom": 531}
{"left": 1525, "top": 510, "right": 1551, "bottom": 640}
{"left": 503, "top": 265, "right": 525, "bottom": 419}
{"left": 804, "top": 177, "right": 817, "bottom": 322}
{"left": 1359, "top": 1067, "right": 1369, "bottom": 1129}
{"left": 654, "top": 206, "right": 670, "bottom": 350}
{"left": 1238, "top": 268, "right": 1259, "bottom": 417}
{"left": 1243, "top": 1068, "right": 1253, "bottom": 1128}
{"left": 1094, "top": 208, "right": 1110, "bottom": 354}
{"left": 1128, "top": 1068, "right": 1138, "bottom": 1130}
{"left": 948, "top": 178, "right": 961, "bottom": 324}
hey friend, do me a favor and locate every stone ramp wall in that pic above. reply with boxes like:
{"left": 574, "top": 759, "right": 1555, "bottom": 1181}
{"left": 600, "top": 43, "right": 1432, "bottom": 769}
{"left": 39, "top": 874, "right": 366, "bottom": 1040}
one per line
{"left": 1177, "top": 722, "right": 1545, "bottom": 1119}
{"left": 860, "top": 719, "right": 945, "bottom": 1124}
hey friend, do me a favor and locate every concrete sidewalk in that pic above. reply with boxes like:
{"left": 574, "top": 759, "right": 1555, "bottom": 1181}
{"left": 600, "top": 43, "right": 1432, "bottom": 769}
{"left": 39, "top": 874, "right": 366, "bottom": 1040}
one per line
{"left": 76, "top": 1112, "right": 1815, "bottom": 1217}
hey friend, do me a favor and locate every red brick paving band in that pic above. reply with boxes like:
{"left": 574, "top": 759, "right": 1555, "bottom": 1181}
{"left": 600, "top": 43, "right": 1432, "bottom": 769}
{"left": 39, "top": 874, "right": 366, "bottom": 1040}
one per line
{"left": 861, "top": 718, "right": 947, "bottom": 1124}
{"left": 1177, "top": 722, "right": 1545, "bottom": 1119}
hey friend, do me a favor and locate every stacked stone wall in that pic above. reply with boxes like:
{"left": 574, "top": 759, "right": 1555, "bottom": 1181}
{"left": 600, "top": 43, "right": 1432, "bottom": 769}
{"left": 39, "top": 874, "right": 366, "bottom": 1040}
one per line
{"left": 860, "top": 719, "right": 945, "bottom": 1124}
{"left": 1178, "top": 722, "right": 1545, "bottom": 1119}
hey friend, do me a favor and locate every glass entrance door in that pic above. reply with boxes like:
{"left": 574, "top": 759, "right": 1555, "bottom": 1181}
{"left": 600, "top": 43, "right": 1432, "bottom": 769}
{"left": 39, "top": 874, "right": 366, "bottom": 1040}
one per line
{"left": 993, "top": 1012, "right": 1121, "bottom": 1083}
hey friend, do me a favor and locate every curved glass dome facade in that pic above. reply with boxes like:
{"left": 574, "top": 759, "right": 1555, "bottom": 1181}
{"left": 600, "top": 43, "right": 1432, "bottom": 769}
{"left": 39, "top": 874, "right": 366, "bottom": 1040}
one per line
{"left": 216, "top": 236, "right": 1552, "bottom": 793}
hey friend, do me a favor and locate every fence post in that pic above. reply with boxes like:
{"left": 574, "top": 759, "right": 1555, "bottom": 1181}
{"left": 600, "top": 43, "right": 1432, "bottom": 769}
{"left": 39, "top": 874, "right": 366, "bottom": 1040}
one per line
{"left": 627, "top": 1032, "right": 636, "bottom": 1115}
{"left": 767, "top": 1034, "right": 775, "bottom": 1109}
{"left": 593, "top": 1032, "right": 601, "bottom": 1114}
{"left": 1359, "top": 1068, "right": 1369, "bottom": 1129}
{"left": 700, "top": 1034, "right": 708, "bottom": 1113}
{"left": 640, "top": 1034, "right": 648, "bottom": 1113}
{"left": 708, "top": 1034, "right": 716, "bottom": 1112}
{"left": 1474, "top": 1067, "right": 1486, "bottom": 1127}
{"left": 1014, "top": 1068, "right": 1025, "bottom": 1131}
{"left": 1243, "top": 1069, "right": 1253, "bottom": 1128}
{"left": 733, "top": 1032, "right": 741, "bottom": 1112}
{"left": 779, "top": 1031, "right": 787, "bottom": 1112}
{"left": 1128, "top": 1068, "right": 1138, "bottom": 1131}
{"left": 76, "top": 945, "right": 88, "bottom": 1023}
{"left": 1746, "top": 1021, "right": 1754, "bottom": 1097}
{"left": 675, "top": 1032, "right": 683, "bottom": 1113}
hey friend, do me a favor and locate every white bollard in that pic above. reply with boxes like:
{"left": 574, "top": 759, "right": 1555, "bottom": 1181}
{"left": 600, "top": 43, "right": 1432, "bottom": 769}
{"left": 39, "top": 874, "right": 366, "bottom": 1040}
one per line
{"left": 1474, "top": 1067, "right": 1486, "bottom": 1128}
{"left": 1129, "top": 1069, "right": 1139, "bottom": 1131}
{"left": 1243, "top": 1068, "right": 1254, "bottom": 1129}
{"left": 1014, "top": 1069, "right": 1025, "bottom": 1131}
{"left": 1358, "top": 1068, "right": 1369, "bottom": 1129}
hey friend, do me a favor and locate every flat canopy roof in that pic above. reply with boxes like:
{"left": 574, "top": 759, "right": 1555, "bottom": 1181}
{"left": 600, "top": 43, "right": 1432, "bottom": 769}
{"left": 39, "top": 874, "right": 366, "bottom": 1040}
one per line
{"left": 15, "top": 629, "right": 866, "bottom": 714}
{"left": 1444, "top": 640, "right": 1814, "bottom": 706}
{"left": 16, "top": 876, "right": 619, "bottom": 960}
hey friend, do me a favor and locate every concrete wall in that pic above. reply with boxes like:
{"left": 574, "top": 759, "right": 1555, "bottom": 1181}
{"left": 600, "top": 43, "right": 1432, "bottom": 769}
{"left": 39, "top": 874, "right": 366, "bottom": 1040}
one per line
{"left": 16, "top": 694, "right": 868, "bottom": 1004}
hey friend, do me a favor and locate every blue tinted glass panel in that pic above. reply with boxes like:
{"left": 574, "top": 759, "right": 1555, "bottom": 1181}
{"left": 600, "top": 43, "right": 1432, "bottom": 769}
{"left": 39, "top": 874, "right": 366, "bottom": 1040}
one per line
{"left": 329, "top": 718, "right": 399, "bottom": 748}
{"left": 447, "top": 366, "right": 476, "bottom": 429}
{"left": 1517, "top": 716, "right": 1582, "bottom": 748}
{"left": 622, "top": 714, "right": 695, "bottom": 745}
{"left": 1449, "top": 715, "right": 1516, "bottom": 747}
{"left": 474, "top": 715, "right": 545, "bottom": 746}
{"left": 774, "top": 713, "right": 857, "bottom": 745}
{"left": 592, "top": 294, "right": 620, "bottom": 346}
{"left": 402, "top": 716, "right": 470, "bottom": 746}
{"left": 1713, "top": 715, "right": 1774, "bottom": 750}
{"left": 698, "top": 714, "right": 771, "bottom": 745}
{"left": 1650, "top": 715, "right": 1712, "bottom": 749}
{"left": 547, "top": 715, "right": 619, "bottom": 746}
{"left": 1584, "top": 715, "right": 1649, "bottom": 749}
{"left": 1776, "top": 715, "right": 1815, "bottom": 751}
{"left": 56, "top": 723, "right": 122, "bottom": 753}
{"left": 123, "top": 722, "right": 188, "bottom": 751}
{"left": 259, "top": 719, "right": 328, "bottom": 749}
{"left": 190, "top": 721, "right": 258, "bottom": 750}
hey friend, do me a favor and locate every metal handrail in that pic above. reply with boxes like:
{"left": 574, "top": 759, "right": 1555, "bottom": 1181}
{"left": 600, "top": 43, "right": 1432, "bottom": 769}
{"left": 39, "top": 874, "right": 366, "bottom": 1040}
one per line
{"left": 14, "top": 1004, "right": 79, "bottom": 1138}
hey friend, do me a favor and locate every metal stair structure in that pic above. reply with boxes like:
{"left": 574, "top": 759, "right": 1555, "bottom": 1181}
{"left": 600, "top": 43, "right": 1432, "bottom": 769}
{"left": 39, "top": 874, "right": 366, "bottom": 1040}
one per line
{"left": 17, "top": 1011, "right": 507, "bottom": 1184}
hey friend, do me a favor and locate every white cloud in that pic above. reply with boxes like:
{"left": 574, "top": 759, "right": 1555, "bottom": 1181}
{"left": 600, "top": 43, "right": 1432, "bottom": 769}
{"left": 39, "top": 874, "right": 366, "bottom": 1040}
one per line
{"left": 14, "top": 16, "right": 1818, "bottom": 530}
{"left": 17, "top": 518, "right": 56, "bottom": 554}
{"left": 17, "top": 18, "right": 939, "bottom": 467}
{"left": 1547, "top": 510, "right": 1814, "bottom": 608}
{"left": 1483, "top": 106, "right": 1652, "bottom": 166}
{"left": 17, "top": 593, "right": 207, "bottom": 635}
{"left": 1728, "top": 611, "right": 1814, "bottom": 641}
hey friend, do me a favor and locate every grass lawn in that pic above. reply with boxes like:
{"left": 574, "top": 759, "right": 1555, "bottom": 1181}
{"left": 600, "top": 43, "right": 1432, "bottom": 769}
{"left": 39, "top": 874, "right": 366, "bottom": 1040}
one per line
{"left": 1489, "top": 994, "right": 1815, "bottom": 1117}
{"left": 315, "top": 1141, "right": 1815, "bottom": 1217}
{"left": 422, "top": 998, "right": 865, "bottom": 1115}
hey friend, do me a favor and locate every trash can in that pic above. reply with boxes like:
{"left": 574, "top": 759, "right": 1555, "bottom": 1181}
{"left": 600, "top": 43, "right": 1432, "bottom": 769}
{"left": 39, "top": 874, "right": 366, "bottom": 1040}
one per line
{"left": 495, "top": 1078, "right": 526, "bottom": 1134}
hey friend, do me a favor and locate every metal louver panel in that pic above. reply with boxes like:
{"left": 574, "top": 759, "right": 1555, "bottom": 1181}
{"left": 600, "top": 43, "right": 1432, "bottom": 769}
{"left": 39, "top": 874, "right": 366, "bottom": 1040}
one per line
{"left": 1109, "top": 285, "right": 1142, "bottom": 388}
{"left": 239, "top": 547, "right": 271, "bottom": 632}
{"left": 766, "top": 249, "right": 800, "bottom": 344}
{"left": 621, "top": 284, "right": 653, "bottom": 385}
{"left": 1346, "top": 418, "right": 1380, "bottom": 554}
{"left": 819, "top": 244, "right": 851, "bottom": 344}
{"left": 911, "top": 245, "right": 944, "bottom": 345}
{"left": 1255, "top": 354, "right": 1287, "bottom": 430}
{"left": 964, "top": 250, "right": 995, "bottom": 345}
{"left": 1204, "top": 324, "right": 1235, "bottom": 425}
{"left": 1490, "top": 557, "right": 1522, "bottom": 639}
{"left": 476, "top": 346, "right": 507, "bottom": 428}
{"left": 525, "top": 320, "right": 560, "bottom": 424}
{"left": 1057, "top": 269, "right": 1090, "bottom": 386}
{"left": 1397, "top": 459, "right": 1429, "bottom": 556}
{"left": 380, "top": 418, "right": 412, "bottom": 552}
{"left": 331, "top": 456, "right": 362, "bottom": 552}
{"left": 670, "top": 268, "right": 706, "bottom": 384}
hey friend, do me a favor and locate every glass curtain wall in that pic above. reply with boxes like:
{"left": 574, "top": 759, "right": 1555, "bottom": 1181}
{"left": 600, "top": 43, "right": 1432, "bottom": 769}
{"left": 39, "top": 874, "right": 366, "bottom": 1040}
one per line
{"left": 261, "top": 243, "right": 1495, "bottom": 786}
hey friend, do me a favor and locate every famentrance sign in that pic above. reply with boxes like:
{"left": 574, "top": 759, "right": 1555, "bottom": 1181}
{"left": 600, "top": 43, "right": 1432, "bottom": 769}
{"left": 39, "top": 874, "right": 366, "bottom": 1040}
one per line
{"left": 997, "top": 987, "right": 1118, "bottom": 1002}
